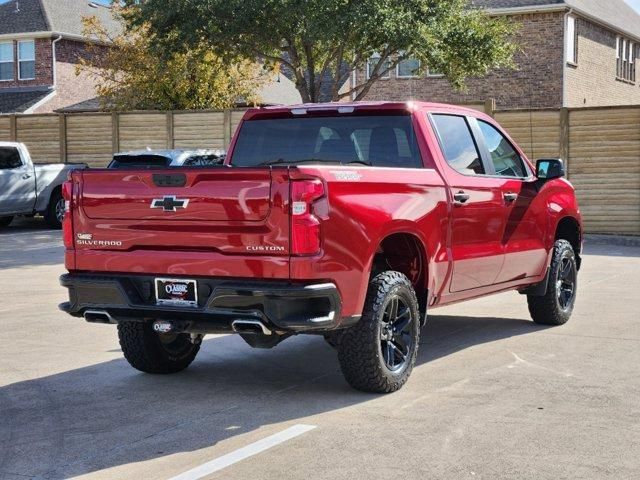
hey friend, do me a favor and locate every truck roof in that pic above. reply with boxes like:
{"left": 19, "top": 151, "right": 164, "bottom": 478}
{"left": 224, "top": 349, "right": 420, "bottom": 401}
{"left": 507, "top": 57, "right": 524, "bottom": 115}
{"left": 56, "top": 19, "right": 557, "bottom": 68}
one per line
{"left": 245, "top": 101, "right": 487, "bottom": 120}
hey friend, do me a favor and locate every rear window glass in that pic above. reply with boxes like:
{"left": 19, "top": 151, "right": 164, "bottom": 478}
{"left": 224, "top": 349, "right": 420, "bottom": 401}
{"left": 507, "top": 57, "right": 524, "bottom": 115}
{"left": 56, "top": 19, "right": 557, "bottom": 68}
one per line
{"left": 109, "top": 155, "right": 171, "bottom": 169}
{"left": 183, "top": 154, "right": 223, "bottom": 167}
{"left": 431, "top": 114, "right": 484, "bottom": 175}
{"left": 231, "top": 115, "right": 422, "bottom": 168}
{"left": 0, "top": 147, "right": 22, "bottom": 170}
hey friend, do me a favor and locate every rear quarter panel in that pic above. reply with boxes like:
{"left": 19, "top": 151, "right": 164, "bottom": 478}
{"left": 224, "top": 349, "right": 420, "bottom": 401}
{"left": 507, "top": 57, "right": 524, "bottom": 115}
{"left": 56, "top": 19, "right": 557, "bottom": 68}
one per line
{"left": 290, "top": 165, "right": 449, "bottom": 318}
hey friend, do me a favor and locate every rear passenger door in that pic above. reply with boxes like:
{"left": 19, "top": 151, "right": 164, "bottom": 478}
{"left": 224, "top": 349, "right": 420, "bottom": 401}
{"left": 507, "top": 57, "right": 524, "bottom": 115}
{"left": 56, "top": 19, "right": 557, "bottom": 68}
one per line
{"left": 474, "top": 120, "right": 547, "bottom": 283}
{"left": 430, "top": 114, "right": 506, "bottom": 292}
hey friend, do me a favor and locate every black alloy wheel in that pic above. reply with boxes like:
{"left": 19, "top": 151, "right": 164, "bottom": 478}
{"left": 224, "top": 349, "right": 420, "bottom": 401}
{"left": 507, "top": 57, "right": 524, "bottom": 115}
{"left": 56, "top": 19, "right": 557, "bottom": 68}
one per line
{"left": 380, "top": 296, "right": 414, "bottom": 372}
{"left": 556, "top": 255, "right": 576, "bottom": 311}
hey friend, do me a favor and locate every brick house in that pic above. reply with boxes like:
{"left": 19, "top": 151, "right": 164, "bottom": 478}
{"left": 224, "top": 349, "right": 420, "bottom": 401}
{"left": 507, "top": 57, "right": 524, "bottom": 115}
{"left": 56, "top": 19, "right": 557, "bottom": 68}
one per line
{"left": 0, "top": 0, "right": 118, "bottom": 114}
{"left": 358, "top": 0, "right": 640, "bottom": 109}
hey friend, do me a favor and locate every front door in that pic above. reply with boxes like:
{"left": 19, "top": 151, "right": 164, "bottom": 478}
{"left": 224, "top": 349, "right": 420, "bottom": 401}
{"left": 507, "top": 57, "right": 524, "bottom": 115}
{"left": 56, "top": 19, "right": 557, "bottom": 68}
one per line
{"left": 0, "top": 146, "right": 36, "bottom": 215}
{"left": 473, "top": 119, "right": 548, "bottom": 283}
{"left": 430, "top": 113, "right": 505, "bottom": 292}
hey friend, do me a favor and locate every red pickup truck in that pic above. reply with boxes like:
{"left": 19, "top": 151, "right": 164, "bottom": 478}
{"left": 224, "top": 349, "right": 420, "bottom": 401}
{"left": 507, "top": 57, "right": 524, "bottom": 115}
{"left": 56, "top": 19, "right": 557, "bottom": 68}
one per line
{"left": 59, "top": 102, "right": 582, "bottom": 393}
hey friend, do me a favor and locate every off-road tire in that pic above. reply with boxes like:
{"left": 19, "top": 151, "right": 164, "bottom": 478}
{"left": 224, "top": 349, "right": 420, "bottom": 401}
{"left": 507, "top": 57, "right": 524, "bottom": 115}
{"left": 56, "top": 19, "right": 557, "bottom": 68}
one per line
{"left": 44, "top": 189, "right": 64, "bottom": 229}
{"left": 118, "top": 321, "right": 200, "bottom": 374}
{"left": 0, "top": 216, "right": 13, "bottom": 228}
{"left": 323, "top": 330, "right": 344, "bottom": 349}
{"left": 528, "top": 239, "right": 577, "bottom": 325}
{"left": 337, "top": 271, "right": 420, "bottom": 393}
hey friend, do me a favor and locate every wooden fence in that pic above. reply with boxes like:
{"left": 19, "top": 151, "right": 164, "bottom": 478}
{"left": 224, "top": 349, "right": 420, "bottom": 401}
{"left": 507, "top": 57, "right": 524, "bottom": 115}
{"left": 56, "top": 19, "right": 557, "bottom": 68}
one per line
{"left": 1, "top": 103, "right": 638, "bottom": 235}
{"left": 496, "top": 106, "right": 640, "bottom": 235}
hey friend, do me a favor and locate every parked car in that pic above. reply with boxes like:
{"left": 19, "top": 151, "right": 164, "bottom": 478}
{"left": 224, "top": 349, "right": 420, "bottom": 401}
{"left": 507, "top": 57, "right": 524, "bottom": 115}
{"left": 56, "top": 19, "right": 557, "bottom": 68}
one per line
{"left": 0, "top": 142, "right": 87, "bottom": 229}
{"left": 59, "top": 102, "right": 582, "bottom": 393}
{"left": 108, "top": 149, "right": 225, "bottom": 169}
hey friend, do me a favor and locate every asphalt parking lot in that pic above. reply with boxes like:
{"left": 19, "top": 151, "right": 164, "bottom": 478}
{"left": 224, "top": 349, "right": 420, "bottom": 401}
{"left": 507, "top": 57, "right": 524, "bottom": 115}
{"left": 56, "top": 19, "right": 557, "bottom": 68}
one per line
{"left": 1, "top": 218, "right": 639, "bottom": 480}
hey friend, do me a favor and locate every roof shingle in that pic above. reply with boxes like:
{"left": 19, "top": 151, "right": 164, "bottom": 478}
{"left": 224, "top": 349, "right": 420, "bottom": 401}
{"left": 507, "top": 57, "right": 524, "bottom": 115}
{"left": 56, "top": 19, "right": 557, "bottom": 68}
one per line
{"left": 0, "top": 90, "right": 51, "bottom": 113}
{"left": 473, "top": 0, "right": 640, "bottom": 39}
{"left": 0, "top": 0, "right": 120, "bottom": 38}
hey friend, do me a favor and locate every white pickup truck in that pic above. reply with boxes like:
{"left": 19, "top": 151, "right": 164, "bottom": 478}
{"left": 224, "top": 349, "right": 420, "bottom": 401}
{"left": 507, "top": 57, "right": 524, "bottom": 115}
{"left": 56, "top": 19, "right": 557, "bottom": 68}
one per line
{"left": 0, "top": 142, "right": 87, "bottom": 229}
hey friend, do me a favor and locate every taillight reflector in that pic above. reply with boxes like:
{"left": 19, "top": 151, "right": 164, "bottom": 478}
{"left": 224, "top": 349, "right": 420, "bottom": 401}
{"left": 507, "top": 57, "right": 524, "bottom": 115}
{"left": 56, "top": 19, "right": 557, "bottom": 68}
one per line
{"left": 290, "top": 179, "right": 324, "bottom": 255}
{"left": 62, "top": 180, "right": 74, "bottom": 248}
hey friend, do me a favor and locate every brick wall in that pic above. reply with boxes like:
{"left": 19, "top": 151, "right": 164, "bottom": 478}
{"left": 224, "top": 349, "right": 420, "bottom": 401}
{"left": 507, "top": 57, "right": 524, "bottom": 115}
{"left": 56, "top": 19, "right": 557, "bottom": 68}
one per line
{"left": 0, "top": 37, "right": 53, "bottom": 88}
{"left": 30, "top": 39, "right": 105, "bottom": 113}
{"left": 356, "top": 12, "right": 566, "bottom": 110}
{"left": 566, "top": 17, "right": 640, "bottom": 108}
{"left": 32, "top": 63, "right": 99, "bottom": 114}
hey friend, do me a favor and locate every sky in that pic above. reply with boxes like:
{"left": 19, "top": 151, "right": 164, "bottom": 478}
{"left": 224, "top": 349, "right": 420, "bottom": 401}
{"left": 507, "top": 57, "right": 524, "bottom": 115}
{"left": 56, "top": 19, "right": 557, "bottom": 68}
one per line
{"left": 625, "top": 0, "right": 640, "bottom": 11}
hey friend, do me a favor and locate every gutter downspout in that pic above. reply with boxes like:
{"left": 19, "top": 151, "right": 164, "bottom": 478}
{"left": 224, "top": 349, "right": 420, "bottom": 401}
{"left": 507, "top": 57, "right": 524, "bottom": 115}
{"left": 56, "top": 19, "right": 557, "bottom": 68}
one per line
{"left": 52, "top": 34, "right": 62, "bottom": 90}
{"left": 562, "top": 9, "right": 573, "bottom": 108}
{"left": 351, "top": 68, "right": 357, "bottom": 101}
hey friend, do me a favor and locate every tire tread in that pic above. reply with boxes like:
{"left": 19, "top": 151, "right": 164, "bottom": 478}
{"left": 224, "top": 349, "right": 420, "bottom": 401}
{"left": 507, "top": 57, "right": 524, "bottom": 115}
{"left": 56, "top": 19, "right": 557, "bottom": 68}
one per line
{"left": 337, "top": 271, "right": 420, "bottom": 393}
{"left": 528, "top": 239, "right": 575, "bottom": 326}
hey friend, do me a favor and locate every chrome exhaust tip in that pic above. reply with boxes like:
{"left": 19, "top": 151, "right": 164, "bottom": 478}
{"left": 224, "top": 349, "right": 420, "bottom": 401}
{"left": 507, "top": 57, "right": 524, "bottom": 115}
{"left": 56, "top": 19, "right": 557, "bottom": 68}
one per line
{"left": 83, "top": 310, "right": 116, "bottom": 324}
{"left": 231, "top": 320, "right": 272, "bottom": 336}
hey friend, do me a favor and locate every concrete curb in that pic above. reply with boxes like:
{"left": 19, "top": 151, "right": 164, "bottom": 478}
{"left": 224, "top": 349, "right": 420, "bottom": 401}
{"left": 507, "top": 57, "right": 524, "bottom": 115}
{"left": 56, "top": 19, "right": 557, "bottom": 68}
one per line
{"left": 585, "top": 234, "right": 640, "bottom": 247}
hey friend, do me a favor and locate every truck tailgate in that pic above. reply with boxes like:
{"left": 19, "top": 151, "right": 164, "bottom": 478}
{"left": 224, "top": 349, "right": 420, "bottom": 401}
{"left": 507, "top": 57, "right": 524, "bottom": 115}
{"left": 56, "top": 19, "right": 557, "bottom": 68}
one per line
{"left": 69, "top": 168, "right": 291, "bottom": 277}
{"left": 81, "top": 169, "right": 271, "bottom": 222}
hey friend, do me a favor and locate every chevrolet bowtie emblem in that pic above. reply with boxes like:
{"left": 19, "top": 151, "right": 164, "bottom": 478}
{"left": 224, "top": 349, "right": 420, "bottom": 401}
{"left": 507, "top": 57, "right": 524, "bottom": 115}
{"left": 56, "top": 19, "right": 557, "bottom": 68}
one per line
{"left": 150, "top": 196, "right": 189, "bottom": 212}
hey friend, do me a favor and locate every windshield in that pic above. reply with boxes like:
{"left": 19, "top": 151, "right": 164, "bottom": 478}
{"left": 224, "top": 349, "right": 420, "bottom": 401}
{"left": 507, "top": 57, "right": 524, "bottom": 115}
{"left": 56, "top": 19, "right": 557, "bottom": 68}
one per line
{"left": 231, "top": 115, "right": 422, "bottom": 168}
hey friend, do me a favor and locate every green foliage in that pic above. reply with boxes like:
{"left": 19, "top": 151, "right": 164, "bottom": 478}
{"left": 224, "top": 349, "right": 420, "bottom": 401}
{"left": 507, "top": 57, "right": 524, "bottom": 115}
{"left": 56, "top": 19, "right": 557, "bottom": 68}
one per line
{"left": 78, "top": 5, "right": 271, "bottom": 111}
{"left": 126, "top": 0, "right": 518, "bottom": 103}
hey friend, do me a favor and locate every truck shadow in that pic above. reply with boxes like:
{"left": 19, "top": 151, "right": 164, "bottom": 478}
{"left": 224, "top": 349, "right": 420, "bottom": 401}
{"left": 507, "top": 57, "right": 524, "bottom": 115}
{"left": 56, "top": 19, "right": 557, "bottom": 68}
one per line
{"left": 0, "top": 314, "right": 547, "bottom": 479}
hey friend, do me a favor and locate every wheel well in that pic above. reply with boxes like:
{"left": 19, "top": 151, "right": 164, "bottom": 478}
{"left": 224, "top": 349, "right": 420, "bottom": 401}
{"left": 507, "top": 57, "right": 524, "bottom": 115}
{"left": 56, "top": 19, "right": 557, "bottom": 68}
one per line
{"left": 555, "top": 217, "right": 582, "bottom": 269}
{"left": 372, "top": 233, "right": 428, "bottom": 314}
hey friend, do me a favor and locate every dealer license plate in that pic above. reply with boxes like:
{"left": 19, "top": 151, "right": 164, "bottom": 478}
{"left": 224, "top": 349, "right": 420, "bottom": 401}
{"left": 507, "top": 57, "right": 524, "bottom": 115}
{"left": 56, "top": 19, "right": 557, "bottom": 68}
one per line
{"left": 155, "top": 278, "right": 198, "bottom": 307}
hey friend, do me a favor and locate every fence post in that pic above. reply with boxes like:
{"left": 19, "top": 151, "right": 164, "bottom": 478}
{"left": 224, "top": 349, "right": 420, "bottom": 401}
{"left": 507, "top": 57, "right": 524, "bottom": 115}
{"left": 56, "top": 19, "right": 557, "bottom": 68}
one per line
{"left": 59, "top": 113, "right": 67, "bottom": 163}
{"left": 9, "top": 115, "right": 17, "bottom": 141}
{"left": 166, "top": 111, "right": 174, "bottom": 149}
{"left": 111, "top": 112, "right": 120, "bottom": 154}
{"left": 560, "top": 107, "right": 570, "bottom": 177}
{"left": 484, "top": 99, "right": 496, "bottom": 117}
{"left": 223, "top": 109, "right": 232, "bottom": 149}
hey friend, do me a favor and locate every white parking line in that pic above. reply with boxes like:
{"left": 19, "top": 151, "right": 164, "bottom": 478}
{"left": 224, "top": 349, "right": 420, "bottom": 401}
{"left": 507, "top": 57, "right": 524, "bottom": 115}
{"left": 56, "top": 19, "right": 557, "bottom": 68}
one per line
{"left": 168, "top": 424, "right": 317, "bottom": 480}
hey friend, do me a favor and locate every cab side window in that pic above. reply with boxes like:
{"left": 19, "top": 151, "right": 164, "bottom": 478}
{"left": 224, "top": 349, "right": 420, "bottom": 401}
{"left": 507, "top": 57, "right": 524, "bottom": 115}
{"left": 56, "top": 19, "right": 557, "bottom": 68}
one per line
{"left": 0, "top": 147, "right": 22, "bottom": 170}
{"left": 477, "top": 120, "right": 527, "bottom": 178}
{"left": 431, "top": 114, "right": 484, "bottom": 175}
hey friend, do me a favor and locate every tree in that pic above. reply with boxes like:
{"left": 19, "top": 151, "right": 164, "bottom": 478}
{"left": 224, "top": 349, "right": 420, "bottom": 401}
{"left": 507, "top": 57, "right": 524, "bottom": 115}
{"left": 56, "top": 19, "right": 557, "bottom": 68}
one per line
{"left": 77, "top": 5, "right": 272, "bottom": 111}
{"left": 125, "top": 0, "right": 518, "bottom": 103}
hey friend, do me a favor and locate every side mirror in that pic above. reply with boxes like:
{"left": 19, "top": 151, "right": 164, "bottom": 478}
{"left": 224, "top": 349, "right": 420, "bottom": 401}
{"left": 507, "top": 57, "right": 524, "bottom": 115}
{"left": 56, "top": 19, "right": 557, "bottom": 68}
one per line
{"left": 536, "top": 158, "right": 565, "bottom": 180}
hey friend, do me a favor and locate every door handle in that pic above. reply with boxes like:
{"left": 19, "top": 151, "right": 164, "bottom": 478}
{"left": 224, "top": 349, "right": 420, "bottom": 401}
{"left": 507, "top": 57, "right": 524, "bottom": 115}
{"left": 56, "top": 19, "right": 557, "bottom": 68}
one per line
{"left": 503, "top": 192, "right": 518, "bottom": 203}
{"left": 22, "top": 173, "right": 32, "bottom": 180}
{"left": 453, "top": 191, "right": 470, "bottom": 205}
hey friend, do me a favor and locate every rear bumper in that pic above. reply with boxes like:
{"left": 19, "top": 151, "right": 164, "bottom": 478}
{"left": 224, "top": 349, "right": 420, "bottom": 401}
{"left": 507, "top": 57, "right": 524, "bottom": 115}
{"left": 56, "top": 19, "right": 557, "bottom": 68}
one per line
{"left": 59, "top": 273, "right": 355, "bottom": 333}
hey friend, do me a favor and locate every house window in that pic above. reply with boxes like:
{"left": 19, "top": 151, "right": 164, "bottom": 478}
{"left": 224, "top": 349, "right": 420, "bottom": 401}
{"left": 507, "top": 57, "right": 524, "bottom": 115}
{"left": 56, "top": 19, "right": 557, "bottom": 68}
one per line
{"left": 617, "top": 37, "right": 636, "bottom": 82}
{"left": 0, "top": 42, "right": 13, "bottom": 81}
{"left": 366, "top": 55, "right": 391, "bottom": 80}
{"left": 566, "top": 15, "right": 577, "bottom": 64}
{"left": 397, "top": 57, "right": 420, "bottom": 78}
{"left": 426, "top": 67, "right": 444, "bottom": 77}
{"left": 18, "top": 40, "right": 35, "bottom": 80}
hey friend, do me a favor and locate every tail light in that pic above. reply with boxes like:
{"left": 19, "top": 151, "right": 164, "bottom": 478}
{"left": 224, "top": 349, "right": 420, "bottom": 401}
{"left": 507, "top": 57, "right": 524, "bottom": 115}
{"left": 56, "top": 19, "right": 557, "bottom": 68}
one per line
{"left": 62, "top": 180, "right": 74, "bottom": 249}
{"left": 290, "top": 179, "right": 325, "bottom": 255}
